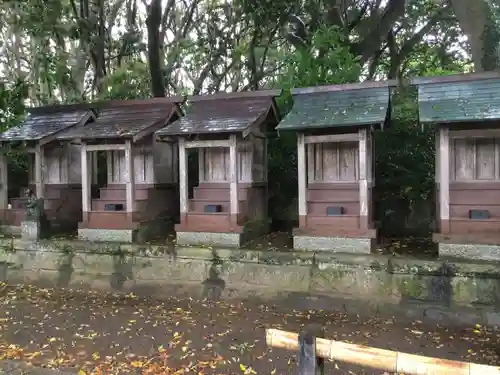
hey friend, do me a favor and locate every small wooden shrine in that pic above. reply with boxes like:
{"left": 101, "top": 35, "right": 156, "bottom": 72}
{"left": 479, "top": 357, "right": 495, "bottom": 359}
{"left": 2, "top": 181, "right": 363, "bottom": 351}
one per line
{"left": 55, "top": 97, "right": 184, "bottom": 243}
{"left": 0, "top": 104, "right": 95, "bottom": 234}
{"left": 417, "top": 72, "right": 500, "bottom": 260}
{"left": 276, "top": 82, "right": 394, "bottom": 253}
{"left": 156, "top": 90, "right": 281, "bottom": 248}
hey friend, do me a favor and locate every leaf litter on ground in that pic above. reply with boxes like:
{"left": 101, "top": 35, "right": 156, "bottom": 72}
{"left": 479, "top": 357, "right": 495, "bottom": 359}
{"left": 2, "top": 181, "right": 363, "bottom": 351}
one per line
{"left": 0, "top": 284, "right": 498, "bottom": 374}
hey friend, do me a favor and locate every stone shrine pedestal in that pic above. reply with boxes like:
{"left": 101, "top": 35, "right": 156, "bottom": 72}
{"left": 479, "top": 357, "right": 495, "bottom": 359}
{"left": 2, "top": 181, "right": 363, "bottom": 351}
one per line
{"left": 21, "top": 221, "right": 41, "bottom": 241}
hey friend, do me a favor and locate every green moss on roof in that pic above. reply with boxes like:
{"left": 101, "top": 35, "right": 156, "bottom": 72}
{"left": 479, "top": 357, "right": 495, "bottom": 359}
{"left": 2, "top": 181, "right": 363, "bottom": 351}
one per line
{"left": 276, "top": 87, "right": 390, "bottom": 131}
{"left": 418, "top": 79, "right": 500, "bottom": 123}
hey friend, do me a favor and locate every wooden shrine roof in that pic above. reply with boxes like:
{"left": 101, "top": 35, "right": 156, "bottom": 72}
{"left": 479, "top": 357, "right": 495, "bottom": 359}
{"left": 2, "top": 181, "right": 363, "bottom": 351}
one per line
{"left": 276, "top": 81, "right": 395, "bottom": 131}
{"left": 156, "top": 90, "right": 281, "bottom": 137}
{"left": 413, "top": 72, "right": 500, "bottom": 124}
{"left": 56, "top": 97, "right": 184, "bottom": 141}
{"left": 0, "top": 104, "right": 93, "bottom": 143}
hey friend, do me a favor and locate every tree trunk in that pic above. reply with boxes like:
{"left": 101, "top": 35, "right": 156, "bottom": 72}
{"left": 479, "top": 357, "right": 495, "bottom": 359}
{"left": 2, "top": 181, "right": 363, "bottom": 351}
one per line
{"left": 146, "top": 0, "right": 165, "bottom": 97}
{"left": 450, "top": 0, "right": 500, "bottom": 71}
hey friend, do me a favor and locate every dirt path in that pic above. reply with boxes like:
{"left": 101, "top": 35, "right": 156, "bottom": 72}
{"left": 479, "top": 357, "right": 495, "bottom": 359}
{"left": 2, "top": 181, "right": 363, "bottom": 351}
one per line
{"left": 0, "top": 284, "right": 498, "bottom": 374}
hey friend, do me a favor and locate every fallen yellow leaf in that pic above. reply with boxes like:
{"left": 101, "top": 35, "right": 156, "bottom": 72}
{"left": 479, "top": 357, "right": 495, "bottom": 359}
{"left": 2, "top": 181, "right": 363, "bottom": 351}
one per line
{"left": 26, "top": 351, "right": 41, "bottom": 359}
{"left": 130, "top": 361, "right": 144, "bottom": 368}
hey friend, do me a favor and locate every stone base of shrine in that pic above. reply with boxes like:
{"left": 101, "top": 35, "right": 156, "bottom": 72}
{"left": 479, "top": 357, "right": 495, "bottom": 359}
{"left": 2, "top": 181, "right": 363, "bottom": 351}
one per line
{"left": 21, "top": 221, "right": 41, "bottom": 241}
{"left": 78, "top": 228, "right": 136, "bottom": 243}
{"left": 434, "top": 232, "right": 500, "bottom": 261}
{"left": 438, "top": 243, "right": 500, "bottom": 262}
{"left": 176, "top": 231, "right": 244, "bottom": 248}
{"left": 0, "top": 225, "right": 21, "bottom": 235}
{"left": 293, "top": 235, "right": 374, "bottom": 253}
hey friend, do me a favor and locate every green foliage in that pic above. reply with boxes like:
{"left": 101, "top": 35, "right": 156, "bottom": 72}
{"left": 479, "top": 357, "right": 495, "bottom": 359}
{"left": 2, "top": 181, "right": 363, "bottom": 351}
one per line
{"left": 0, "top": 80, "right": 30, "bottom": 188}
{"left": 99, "top": 62, "right": 152, "bottom": 100}
{"left": 238, "top": 0, "right": 299, "bottom": 28}
{"left": 0, "top": 80, "right": 27, "bottom": 132}
{"left": 374, "top": 85, "right": 436, "bottom": 237}
{"left": 375, "top": 86, "right": 435, "bottom": 205}
{"left": 279, "top": 26, "right": 361, "bottom": 90}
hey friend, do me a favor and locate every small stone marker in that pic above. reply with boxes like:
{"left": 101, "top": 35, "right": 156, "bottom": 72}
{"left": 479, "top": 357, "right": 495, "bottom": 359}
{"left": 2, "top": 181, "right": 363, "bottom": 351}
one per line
{"left": 21, "top": 188, "right": 46, "bottom": 241}
{"left": 21, "top": 220, "right": 41, "bottom": 241}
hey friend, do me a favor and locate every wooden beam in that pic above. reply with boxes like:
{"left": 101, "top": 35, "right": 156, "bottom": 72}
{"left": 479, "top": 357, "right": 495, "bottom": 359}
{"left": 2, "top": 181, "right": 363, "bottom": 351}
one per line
{"left": 198, "top": 148, "right": 205, "bottom": 182}
{"left": 292, "top": 80, "right": 398, "bottom": 95}
{"left": 229, "top": 135, "right": 239, "bottom": 216}
{"left": 85, "top": 144, "right": 126, "bottom": 152}
{"left": 81, "top": 143, "right": 90, "bottom": 213}
{"left": 266, "top": 328, "right": 500, "bottom": 375}
{"left": 367, "top": 130, "right": 373, "bottom": 183}
{"left": 94, "top": 96, "right": 185, "bottom": 108}
{"left": 171, "top": 142, "right": 178, "bottom": 183}
{"left": 184, "top": 140, "right": 232, "bottom": 149}
{"left": 0, "top": 152, "right": 7, "bottom": 210}
{"left": 439, "top": 127, "right": 450, "bottom": 223}
{"left": 60, "top": 145, "right": 69, "bottom": 184}
{"left": 188, "top": 89, "right": 282, "bottom": 102}
{"left": 91, "top": 151, "right": 98, "bottom": 185}
{"left": 242, "top": 125, "right": 266, "bottom": 139}
{"left": 34, "top": 144, "right": 45, "bottom": 198}
{"left": 38, "top": 134, "right": 57, "bottom": 147}
{"left": 297, "top": 133, "right": 307, "bottom": 217}
{"left": 124, "top": 140, "right": 135, "bottom": 213}
{"left": 251, "top": 130, "right": 266, "bottom": 139}
{"left": 155, "top": 135, "right": 176, "bottom": 143}
{"left": 358, "top": 129, "right": 368, "bottom": 227}
{"left": 496, "top": 139, "right": 500, "bottom": 180}
{"left": 178, "top": 138, "right": 188, "bottom": 214}
{"left": 411, "top": 71, "right": 500, "bottom": 85}
{"left": 106, "top": 151, "right": 113, "bottom": 184}
{"left": 435, "top": 131, "right": 440, "bottom": 183}
{"left": 263, "top": 138, "right": 268, "bottom": 183}
{"left": 307, "top": 143, "right": 315, "bottom": 183}
{"left": 449, "top": 129, "right": 500, "bottom": 139}
{"left": 304, "top": 133, "right": 359, "bottom": 144}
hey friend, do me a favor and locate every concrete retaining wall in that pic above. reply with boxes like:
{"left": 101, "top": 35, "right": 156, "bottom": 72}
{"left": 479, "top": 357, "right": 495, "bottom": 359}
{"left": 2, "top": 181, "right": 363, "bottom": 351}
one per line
{"left": 1, "top": 238, "right": 500, "bottom": 327}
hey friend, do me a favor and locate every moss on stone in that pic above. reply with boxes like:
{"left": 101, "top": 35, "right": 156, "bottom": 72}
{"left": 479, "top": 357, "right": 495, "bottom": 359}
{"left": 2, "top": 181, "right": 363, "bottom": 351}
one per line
{"left": 397, "top": 277, "right": 427, "bottom": 298}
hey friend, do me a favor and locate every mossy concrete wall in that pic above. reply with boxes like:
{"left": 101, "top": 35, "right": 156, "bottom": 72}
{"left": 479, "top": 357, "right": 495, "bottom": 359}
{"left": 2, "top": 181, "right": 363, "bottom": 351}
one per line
{"left": 1, "top": 238, "right": 500, "bottom": 327}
